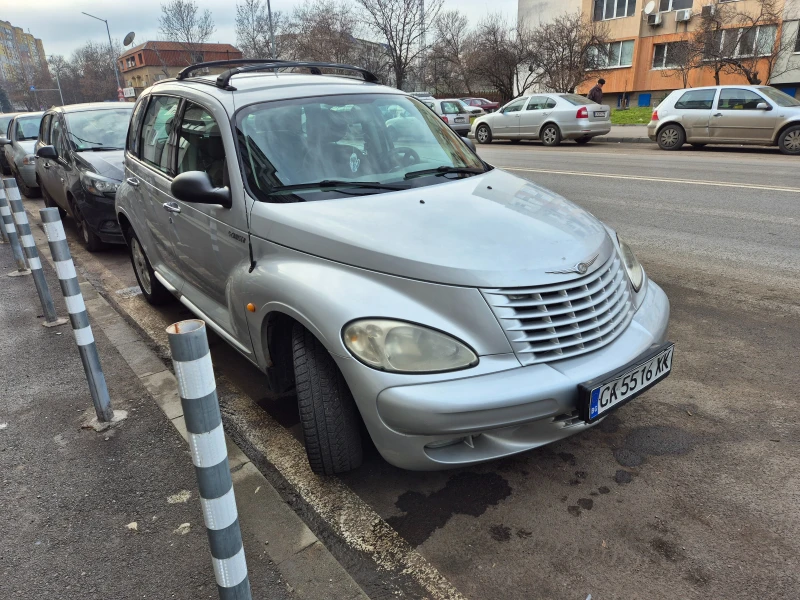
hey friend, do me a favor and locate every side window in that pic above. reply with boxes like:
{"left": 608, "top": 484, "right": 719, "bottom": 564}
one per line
{"left": 127, "top": 95, "right": 149, "bottom": 157}
{"left": 139, "top": 95, "right": 180, "bottom": 174}
{"left": 525, "top": 96, "right": 549, "bottom": 110}
{"left": 502, "top": 99, "right": 526, "bottom": 113}
{"left": 674, "top": 89, "right": 716, "bottom": 110}
{"left": 40, "top": 115, "right": 52, "bottom": 144}
{"left": 176, "top": 103, "right": 226, "bottom": 188}
{"left": 717, "top": 89, "right": 765, "bottom": 110}
{"left": 545, "top": 98, "right": 557, "bottom": 109}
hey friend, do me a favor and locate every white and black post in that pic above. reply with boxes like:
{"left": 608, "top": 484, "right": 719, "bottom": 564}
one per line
{"left": 40, "top": 207, "right": 114, "bottom": 423}
{"left": 0, "top": 181, "right": 31, "bottom": 275}
{"left": 5, "top": 181, "right": 67, "bottom": 327}
{"left": 166, "top": 320, "right": 251, "bottom": 600}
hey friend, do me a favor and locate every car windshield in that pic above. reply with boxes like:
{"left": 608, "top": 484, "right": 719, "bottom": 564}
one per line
{"left": 561, "top": 94, "right": 594, "bottom": 106}
{"left": 757, "top": 86, "right": 800, "bottom": 108}
{"left": 65, "top": 108, "right": 133, "bottom": 150}
{"left": 236, "top": 93, "right": 485, "bottom": 201}
{"left": 15, "top": 115, "right": 42, "bottom": 140}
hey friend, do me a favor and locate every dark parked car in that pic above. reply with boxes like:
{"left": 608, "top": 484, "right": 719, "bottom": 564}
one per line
{"left": 0, "top": 112, "right": 22, "bottom": 175}
{"left": 35, "top": 102, "right": 133, "bottom": 251}
{"left": 461, "top": 97, "right": 499, "bottom": 113}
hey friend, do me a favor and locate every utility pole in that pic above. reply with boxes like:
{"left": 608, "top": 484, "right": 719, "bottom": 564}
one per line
{"left": 267, "top": 0, "right": 277, "bottom": 59}
{"left": 419, "top": 0, "right": 425, "bottom": 90}
{"left": 82, "top": 12, "right": 122, "bottom": 90}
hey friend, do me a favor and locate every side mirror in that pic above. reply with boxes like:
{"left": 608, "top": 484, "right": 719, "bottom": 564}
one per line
{"left": 461, "top": 137, "right": 476, "bottom": 153}
{"left": 37, "top": 145, "right": 58, "bottom": 159}
{"left": 0, "top": 137, "right": 10, "bottom": 146}
{"left": 171, "top": 171, "right": 231, "bottom": 208}
{"left": 756, "top": 102, "right": 771, "bottom": 111}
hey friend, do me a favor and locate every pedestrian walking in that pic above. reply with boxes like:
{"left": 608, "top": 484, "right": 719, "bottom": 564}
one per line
{"left": 588, "top": 78, "right": 605, "bottom": 104}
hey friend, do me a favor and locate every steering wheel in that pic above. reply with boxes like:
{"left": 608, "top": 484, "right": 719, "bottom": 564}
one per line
{"left": 389, "top": 147, "right": 421, "bottom": 172}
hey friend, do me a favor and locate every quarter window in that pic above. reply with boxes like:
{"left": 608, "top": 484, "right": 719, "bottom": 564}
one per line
{"left": 593, "top": 0, "right": 636, "bottom": 21}
{"left": 717, "top": 89, "right": 766, "bottom": 110}
{"left": 674, "top": 89, "right": 716, "bottom": 110}
{"left": 176, "top": 103, "right": 226, "bottom": 188}
{"left": 139, "top": 95, "right": 180, "bottom": 175}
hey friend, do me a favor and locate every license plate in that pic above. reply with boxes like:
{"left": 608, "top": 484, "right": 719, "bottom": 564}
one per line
{"left": 455, "top": 117, "right": 465, "bottom": 123}
{"left": 578, "top": 343, "right": 674, "bottom": 423}
{"left": 594, "top": 111, "right": 607, "bottom": 118}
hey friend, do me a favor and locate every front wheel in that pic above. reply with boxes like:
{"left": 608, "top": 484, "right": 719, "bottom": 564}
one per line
{"left": 778, "top": 125, "right": 800, "bottom": 155}
{"left": 292, "top": 324, "right": 363, "bottom": 475}
{"left": 128, "top": 231, "right": 172, "bottom": 305}
{"left": 475, "top": 124, "right": 492, "bottom": 144}
{"left": 540, "top": 124, "right": 562, "bottom": 147}
{"left": 15, "top": 171, "right": 39, "bottom": 198}
{"left": 73, "top": 205, "right": 104, "bottom": 253}
{"left": 657, "top": 124, "right": 685, "bottom": 151}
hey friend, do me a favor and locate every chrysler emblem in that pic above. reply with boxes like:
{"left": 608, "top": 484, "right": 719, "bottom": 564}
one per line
{"left": 547, "top": 253, "right": 600, "bottom": 276}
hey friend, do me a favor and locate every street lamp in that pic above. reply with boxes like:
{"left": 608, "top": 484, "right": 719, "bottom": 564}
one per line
{"left": 81, "top": 11, "right": 122, "bottom": 90}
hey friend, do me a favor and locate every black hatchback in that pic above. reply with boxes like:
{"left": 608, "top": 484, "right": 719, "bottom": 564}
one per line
{"left": 35, "top": 102, "right": 133, "bottom": 251}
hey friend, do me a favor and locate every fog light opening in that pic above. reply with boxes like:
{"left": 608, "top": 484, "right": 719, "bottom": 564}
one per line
{"left": 425, "top": 434, "right": 480, "bottom": 450}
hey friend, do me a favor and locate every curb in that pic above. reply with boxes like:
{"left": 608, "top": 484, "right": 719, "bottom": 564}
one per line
{"left": 595, "top": 136, "right": 652, "bottom": 144}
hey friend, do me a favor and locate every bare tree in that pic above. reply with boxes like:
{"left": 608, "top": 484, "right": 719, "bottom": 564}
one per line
{"left": 159, "top": 0, "right": 216, "bottom": 63}
{"left": 657, "top": 40, "right": 702, "bottom": 89}
{"left": 426, "top": 10, "right": 475, "bottom": 96}
{"left": 695, "top": 0, "right": 786, "bottom": 85}
{"left": 289, "top": 0, "right": 360, "bottom": 64}
{"left": 236, "top": 0, "right": 284, "bottom": 59}
{"left": 528, "top": 11, "right": 609, "bottom": 94}
{"left": 354, "top": 0, "right": 443, "bottom": 90}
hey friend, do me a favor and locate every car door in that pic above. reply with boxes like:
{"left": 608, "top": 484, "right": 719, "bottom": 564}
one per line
{"left": 126, "top": 94, "right": 185, "bottom": 291}
{"left": 672, "top": 89, "right": 717, "bottom": 142}
{"left": 709, "top": 88, "right": 777, "bottom": 143}
{"left": 518, "top": 96, "right": 554, "bottom": 137}
{"left": 45, "top": 115, "right": 71, "bottom": 210}
{"left": 168, "top": 97, "right": 254, "bottom": 355}
{"left": 492, "top": 98, "right": 527, "bottom": 138}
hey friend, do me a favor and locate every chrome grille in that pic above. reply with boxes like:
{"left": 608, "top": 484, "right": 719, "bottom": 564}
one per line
{"left": 482, "top": 253, "right": 634, "bottom": 365}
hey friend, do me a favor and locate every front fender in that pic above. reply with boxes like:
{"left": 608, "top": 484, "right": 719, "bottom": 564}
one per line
{"left": 242, "top": 236, "right": 514, "bottom": 370}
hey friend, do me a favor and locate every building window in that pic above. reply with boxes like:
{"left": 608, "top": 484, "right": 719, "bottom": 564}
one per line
{"left": 659, "top": 0, "right": 692, "bottom": 11}
{"left": 589, "top": 40, "right": 635, "bottom": 68}
{"left": 126, "top": 57, "right": 136, "bottom": 68}
{"left": 593, "top": 0, "right": 636, "bottom": 21}
{"left": 137, "top": 53, "right": 143, "bottom": 63}
{"left": 652, "top": 41, "right": 689, "bottom": 69}
{"left": 706, "top": 25, "right": 778, "bottom": 59}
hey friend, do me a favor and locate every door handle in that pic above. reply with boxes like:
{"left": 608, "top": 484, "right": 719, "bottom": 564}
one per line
{"left": 162, "top": 202, "right": 181, "bottom": 214}
{"left": 713, "top": 113, "right": 723, "bottom": 117}
{"left": 126, "top": 177, "right": 140, "bottom": 187}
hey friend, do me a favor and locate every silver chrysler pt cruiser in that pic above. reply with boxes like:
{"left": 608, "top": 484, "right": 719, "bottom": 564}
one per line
{"left": 116, "top": 60, "right": 672, "bottom": 474}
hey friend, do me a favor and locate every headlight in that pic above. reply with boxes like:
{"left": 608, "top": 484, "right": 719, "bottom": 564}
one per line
{"left": 22, "top": 154, "right": 36, "bottom": 165}
{"left": 343, "top": 319, "right": 478, "bottom": 373}
{"left": 617, "top": 236, "right": 644, "bottom": 292}
{"left": 80, "top": 171, "right": 120, "bottom": 197}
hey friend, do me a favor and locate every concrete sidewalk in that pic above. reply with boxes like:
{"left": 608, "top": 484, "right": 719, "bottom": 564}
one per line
{"left": 0, "top": 222, "right": 367, "bottom": 598}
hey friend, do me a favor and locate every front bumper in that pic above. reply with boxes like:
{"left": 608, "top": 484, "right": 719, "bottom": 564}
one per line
{"left": 561, "top": 120, "right": 611, "bottom": 140}
{"left": 339, "top": 280, "right": 670, "bottom": 470}
{"left": 77, "top": 192, "right": 125, "bottom": 245}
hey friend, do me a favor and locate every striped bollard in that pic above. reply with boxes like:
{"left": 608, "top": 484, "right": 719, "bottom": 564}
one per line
{"left": 0, "top": 185, "right": 8, "bottom": 244}
{"left": 5, "top": 180, "right": 67, "bottom": 327}
{"left": 166, "top": 320, "right": 251, "bottom": 600}
{"left": 40, "top": 207, "right": 114, "bottom": 423}
{"left": 0, "top": 182, "right": 31, "bottom": 275}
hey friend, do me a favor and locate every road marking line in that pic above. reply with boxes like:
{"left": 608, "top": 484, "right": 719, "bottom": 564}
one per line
{"left": 500, "top": 166, "right": 800, "bottom": 194}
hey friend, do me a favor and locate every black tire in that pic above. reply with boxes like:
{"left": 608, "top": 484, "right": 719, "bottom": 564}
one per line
{"left": 540, "top": 124, "right": 562, "bottom": 147}
{"left": 72, "top": 203, "right": 104, "bottom": 252}
{"left": 690, "top": 143, "right": 707, "bottom": 149}
{"left": 778, "top": 125, "right": 800, "bottom": 156}
{"left": 15, "top": 171, "right": 40, "bottom": 198}
{"left": 657, "top": 124, "right": 685, "bottom": 151}
{"left": 127, "top": 230, "right": 172, "bottom": 305}
{"left": 475, "top": 124, "right": 492, "bottom": 144}
{"left": 575, "top": 137, "right": 591, "bottom": 145}
{"left": 292, "top": 324, "right": 363, "bottom": 475}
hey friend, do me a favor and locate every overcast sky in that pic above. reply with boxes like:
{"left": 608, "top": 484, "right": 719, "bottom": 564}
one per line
{"left": 5, "top": 0, "right": 519, "bottom": 58}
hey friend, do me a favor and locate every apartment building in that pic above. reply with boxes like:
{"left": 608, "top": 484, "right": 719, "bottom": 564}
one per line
{"left": 0, "top": 20, "right": 48, "bottom": 86}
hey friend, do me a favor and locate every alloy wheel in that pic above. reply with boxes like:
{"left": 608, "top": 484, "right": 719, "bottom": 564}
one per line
{"left": 131, "top": 237, "right": 152, "bottom": 295}
{"left": 542, "top": 128, "right": 557, "bottom": 145}
{"left": 476, "top": 126, "right": 489, "bottom": 143}
{"left": 785, "top": 130, "right": 800, "bottom": 153}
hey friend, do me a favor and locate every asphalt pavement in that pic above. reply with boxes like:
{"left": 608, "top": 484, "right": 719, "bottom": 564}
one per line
{"left": 13, "top": 142, "right": 800, "bottom": 600}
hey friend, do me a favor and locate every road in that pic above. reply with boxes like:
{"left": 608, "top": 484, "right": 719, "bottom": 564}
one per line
{"left": 24, "top": 142, "right": 800, "bottom": 600}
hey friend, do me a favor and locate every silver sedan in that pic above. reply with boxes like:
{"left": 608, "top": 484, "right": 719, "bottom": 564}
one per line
{"left": 472, "top": 93, "right": 611, "bottom": 146}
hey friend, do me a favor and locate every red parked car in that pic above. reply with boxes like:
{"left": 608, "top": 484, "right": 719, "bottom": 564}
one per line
{"left": 461, "top": 97, "right": 499, "bottom": 113}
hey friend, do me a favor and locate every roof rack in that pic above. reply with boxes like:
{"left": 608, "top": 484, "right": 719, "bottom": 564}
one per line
{"left": 175, "top": 59, "right": 379, "bottom": 90}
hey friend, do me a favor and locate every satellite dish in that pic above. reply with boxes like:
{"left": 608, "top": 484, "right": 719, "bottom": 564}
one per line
{"left": 644, "top": 1, "right": 656, "bottom": 15}
{"left": 123, "top": 31, "right": 136, "bottom": 46}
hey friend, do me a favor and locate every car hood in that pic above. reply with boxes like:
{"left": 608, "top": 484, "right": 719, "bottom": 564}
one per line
{"left": 250, "top": 169, "right": 612, "bottom": 288}
{"left": 75, "top": 149, "right": 124, "bottom": 181}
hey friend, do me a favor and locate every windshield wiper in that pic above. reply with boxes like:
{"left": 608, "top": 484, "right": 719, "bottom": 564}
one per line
{"left": 404, "top": 166, "right": 486, "bottom": 180}
{"left": 75, "top": 146, "right": 123, "bottom": 152}
{"left": 270, "top": 180, "right": 406, "bottom": 193}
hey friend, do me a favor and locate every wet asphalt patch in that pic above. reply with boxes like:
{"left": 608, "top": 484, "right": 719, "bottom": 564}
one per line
{"left": 614, "top": 425, "right": 695, "bottom": 469}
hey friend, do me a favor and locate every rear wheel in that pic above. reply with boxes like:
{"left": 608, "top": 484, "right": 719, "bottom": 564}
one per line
{"left": 657, "top": 124, "right": 685, "bottom": 151}
{"left": 475, "top": 124, "right": 492, "bottom": 144}
{"left": 292, "top": 324, "right": 363, "bottom": 475}
{"left": 778, "top": 125, "right": 800, "bottom": 155}
{"left": 540, "top": 124, "right": 562, "bottom": 147}
{"left": 128, "top": 231, "right": 172, "bottom": 305}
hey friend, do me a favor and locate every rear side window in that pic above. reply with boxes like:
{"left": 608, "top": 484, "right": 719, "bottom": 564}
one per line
{"left": 526, "top": 96, "right": 550, "bottom": 110}
{"left": 40, "top": 115, "right": 52, "bottom": 144}
{"left": 127, "top": 95, "right": 149, "bottom": 156}
{"left": 717, "top": 89, "right": 764, "bottom": 110}
{"left": 139, "top": 95, "right": 180, "bottom": 175}
{"left": 675, "top": 89, "right": 716, "bottom": 110}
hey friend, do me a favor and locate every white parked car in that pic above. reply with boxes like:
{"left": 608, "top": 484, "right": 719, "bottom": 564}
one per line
{"left": 472, "top": 93, "right": 612, "bottom": 146}
{"left": 424, "top": 98, "right": 480, "bottom": 136}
